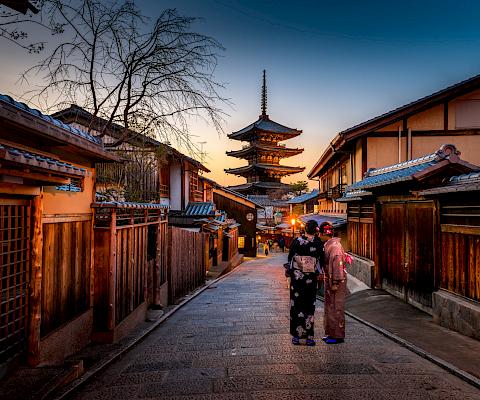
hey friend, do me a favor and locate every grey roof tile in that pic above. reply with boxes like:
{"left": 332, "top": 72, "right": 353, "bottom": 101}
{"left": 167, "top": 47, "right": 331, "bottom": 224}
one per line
{"left": 0, "top": 94, "right": 100, "bottom": 144}
{"left": 185, "top": 202, "right": 215, "bottom": 216}
{"left": 287, "top": 190, "right": 319, "bottom": 204}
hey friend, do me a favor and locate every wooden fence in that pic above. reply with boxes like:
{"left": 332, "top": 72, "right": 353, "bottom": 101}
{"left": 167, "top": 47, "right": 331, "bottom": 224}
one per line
{"left": 41, "top": 218, "right": 92, "bottom": 337}
{"left": 92, "top": 203, "right": 168, "bottom": 338}
{"left": 347, "top": 203, "right": 374, "bottom": 260}
{"left": 441, "top": 229, "right": 480, "bottom": 302}
{"left": 226, "top": 227, "right": 239, "bottom": 262}
{"left": 439, "top": 202, "right": 480, "bottom": 302}
{"left": 168, "top": 227, "right": 207, "bottom": 303}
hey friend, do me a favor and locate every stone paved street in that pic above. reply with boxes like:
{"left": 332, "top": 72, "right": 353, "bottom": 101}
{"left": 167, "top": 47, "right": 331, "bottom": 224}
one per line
{"left": 68, "top": 254, "right": 480, "bottom": 400}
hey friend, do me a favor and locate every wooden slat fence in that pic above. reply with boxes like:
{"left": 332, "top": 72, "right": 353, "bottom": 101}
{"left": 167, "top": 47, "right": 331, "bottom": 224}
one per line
{"left": 41, "top": 219, "right": 91, "bottom": 337}
{"left": 0, "top": 199, "right": 30, "bottom": 363}
{"left": 168, "top": 227, "right": 206, "bottom": 303}
{"left": 93, "top": 204, "right": 168, "bottom": 333}
{"left": 440, "top": 202, "right": 480, "bottom": 302}
{"left": 441, "top": 231, "right": 480, "bottom": 302}
{"left": 347, "top": 203, "right": 374, "bottom": 260}
{"left": 228, "top": 227, "right": 239, "bottom": 261}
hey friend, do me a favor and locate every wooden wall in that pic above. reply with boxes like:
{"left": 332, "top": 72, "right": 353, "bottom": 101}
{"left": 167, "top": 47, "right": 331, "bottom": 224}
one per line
{"left": 213, "top": 193, "right": 257, "bottom": 257}
{"left": 41, "top": 219, "right": 91, "bottom": 337}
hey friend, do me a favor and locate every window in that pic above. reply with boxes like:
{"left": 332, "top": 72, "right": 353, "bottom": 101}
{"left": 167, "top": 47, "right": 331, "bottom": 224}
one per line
{"left": 238, "top": 236, "right": 245, "bottom": 249}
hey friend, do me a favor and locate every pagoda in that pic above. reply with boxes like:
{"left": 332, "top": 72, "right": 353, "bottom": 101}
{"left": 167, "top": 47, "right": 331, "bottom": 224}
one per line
{"left": 225, "top": 71, "right": 304, "bottom": 195}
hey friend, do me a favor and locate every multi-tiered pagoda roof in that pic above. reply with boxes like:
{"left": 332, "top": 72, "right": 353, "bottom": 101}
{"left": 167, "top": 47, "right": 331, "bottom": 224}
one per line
{"left": 225, "top": 71, "right": 304, "bottom": 195}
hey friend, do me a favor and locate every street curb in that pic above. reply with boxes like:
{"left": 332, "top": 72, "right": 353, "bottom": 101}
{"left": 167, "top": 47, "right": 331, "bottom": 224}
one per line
{"left": 50, "top": 264, "right": 242, "bottom": 400}
{"left": 340, "top": 306, "right": 480, "bottom": 390}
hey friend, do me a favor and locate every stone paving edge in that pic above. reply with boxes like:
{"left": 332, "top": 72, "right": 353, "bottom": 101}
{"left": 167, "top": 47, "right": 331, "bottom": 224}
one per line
{"left": 325, "top": 296, "right": 480, "bottom": 390}
{"left": 49, "top": 265, "right": 241, "bottom": 400}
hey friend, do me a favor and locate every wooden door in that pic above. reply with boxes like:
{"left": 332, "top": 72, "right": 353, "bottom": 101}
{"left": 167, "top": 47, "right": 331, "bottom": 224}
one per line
{"left": 0, "top": 198, "right": 30, "bottom": 363}
{"left": 406, "top": 202, "right": 435, "bottom": 308}
{"left": 380, "top": 201, "right": 435, "bottom": 308}
{"left": 380, "top": 203, "right": 407, "bottom": 298}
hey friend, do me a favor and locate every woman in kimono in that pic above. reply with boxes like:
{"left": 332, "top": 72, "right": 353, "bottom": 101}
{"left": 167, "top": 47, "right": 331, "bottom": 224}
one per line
{"left": 320, "top": 222, "right": 347, "bottom": 344}
{"left": 286, "top": 220, "right": 324, "bottom": 346}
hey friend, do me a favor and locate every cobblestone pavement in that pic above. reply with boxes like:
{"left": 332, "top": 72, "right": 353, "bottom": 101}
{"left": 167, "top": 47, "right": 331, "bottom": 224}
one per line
{"left": 68, "top": 253, "right": 480, "bottom": 400}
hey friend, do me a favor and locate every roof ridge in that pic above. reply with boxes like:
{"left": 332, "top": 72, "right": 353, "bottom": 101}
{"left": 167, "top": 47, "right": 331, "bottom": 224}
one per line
{"left": 0, "top": 94, "right": 101, "bottom": 145}
{"left": 366, "top": 144, "right": 460, "bottom": 177}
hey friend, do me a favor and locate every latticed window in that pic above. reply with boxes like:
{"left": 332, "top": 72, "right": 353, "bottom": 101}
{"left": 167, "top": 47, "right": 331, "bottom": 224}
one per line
{"left": 0, "top": 200, "right": 30, "bottom": 363}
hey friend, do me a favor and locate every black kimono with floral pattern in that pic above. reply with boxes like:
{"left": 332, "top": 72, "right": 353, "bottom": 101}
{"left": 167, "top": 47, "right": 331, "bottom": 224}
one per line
{"left": 287, "top": 235, "right": 324, "bottom": 339}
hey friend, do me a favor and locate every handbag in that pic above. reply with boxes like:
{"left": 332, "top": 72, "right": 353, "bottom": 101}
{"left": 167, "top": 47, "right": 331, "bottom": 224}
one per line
{"left": 293, "top": 255, "right": 316, "bottom": 273}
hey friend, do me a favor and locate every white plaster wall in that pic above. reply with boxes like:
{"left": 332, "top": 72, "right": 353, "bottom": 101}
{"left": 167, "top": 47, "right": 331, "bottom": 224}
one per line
{"left": 170, "top": 163, "right": 182, "bottom": 210}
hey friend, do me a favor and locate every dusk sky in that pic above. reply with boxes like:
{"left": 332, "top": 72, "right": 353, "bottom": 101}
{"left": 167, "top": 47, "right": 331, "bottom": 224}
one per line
{"left": 2, "top": 1, "right": 480, "bottom": 187}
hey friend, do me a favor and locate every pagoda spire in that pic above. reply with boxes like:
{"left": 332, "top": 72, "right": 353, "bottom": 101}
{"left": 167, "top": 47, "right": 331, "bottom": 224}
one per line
{"left": 261, "top": 69, "right": 268, "bottom": 119}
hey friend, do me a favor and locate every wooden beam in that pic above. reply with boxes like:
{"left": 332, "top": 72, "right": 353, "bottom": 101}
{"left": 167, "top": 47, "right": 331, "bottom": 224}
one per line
{"left": 108, "top": 209, "right": 116, "bottom": 330}
{"left": 441, "top": 224, "right": 480, "bottom": 236}
{"left": 444, "top": 102, "right": 449, "bottom": 130}
{"left": 27, "top": 195, "right": 43, "bottom": 366}
{"left": 0, "top": 168, "right": 71, "bottom": 185}
{"left": 361, "top": 138, "right": 367, "bottom": 177}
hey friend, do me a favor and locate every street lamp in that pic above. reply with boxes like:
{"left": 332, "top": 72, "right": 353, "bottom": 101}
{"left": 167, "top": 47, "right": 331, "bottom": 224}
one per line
{"left": 291, "top": 218, "right": 296, "bottom": 238}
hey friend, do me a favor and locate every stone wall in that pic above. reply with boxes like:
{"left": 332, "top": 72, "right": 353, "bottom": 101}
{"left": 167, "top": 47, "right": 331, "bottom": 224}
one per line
{"left": 348, "top": 253, "right": 375, "bottom": 288}
{"left": 433, "top": 290, "right": 480, "bottom": 340}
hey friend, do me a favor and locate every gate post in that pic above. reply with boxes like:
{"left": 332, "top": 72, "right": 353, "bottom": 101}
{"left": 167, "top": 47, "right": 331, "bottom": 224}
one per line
{"left": 28, "top": 194, "right": 43, "bottom": 366}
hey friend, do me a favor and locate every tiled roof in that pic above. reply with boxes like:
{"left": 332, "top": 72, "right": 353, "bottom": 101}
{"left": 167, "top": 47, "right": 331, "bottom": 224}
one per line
{"left": 53, "top": 104, "right": 210, "bottom": 172}
{"left": 339, "top": 144, "right": 477, "bottom": 201}
{"left": 185, "top": 202, "right": 215, "bottom": 216}
{"left": 225, "top": 163, "right": 305, "bottom": 175}
{"left": 227, "top": 181, "right": 290, "bottom": 192}
{"left": 226, "top": 144, "right": 303, "bottom": 158}
{"left": 336, "top": 189, "right": 372, "bottom": 202}
{"left": 298, "top": 213, "right": 347, "bottom": 228}
{"left": 0, "top": 94, "right": 100, "bottom": 144}
{"left": 0, "top": 143, "right": 86, "bottom": 176}
{"left": 287, "top": 190, "right": 319, "bottom": 204}
{"left": 246, "top": 195, "right": 290, "bottom": 208}
{"left": 92, "top": 201, "right": 168, "bottom": 209}
{"left": 449, "top": 171, "right": 480, "bottom": 184}
{"left": 347, "top": 155, "right": 437, "bottom": 191}
{"left": 229, "top": 116, "right": 301, "bottom": 140}
{"left": 419, "top": 171, "right": 480, "bottom": 196}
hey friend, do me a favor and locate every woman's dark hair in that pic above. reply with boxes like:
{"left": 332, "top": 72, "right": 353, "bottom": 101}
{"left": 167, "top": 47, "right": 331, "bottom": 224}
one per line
{"left": 305, "top": 219, "right": 318, "bottom": 235}
{"left": 319, "top": 221, "right": 334, "bottom": 236}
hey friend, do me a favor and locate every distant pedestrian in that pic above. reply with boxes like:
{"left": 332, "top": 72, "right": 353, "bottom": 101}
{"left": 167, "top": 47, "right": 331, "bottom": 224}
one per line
{"left": 319, "top": 222, "right": 348, "bottom": 344}
{"left": 264, "top": 243, "right": 269, "bottom": 256}
{"left": 286, "top": 220, "right": 324, "bottom": 346}
{"left": 278, "top": 237, "right": 285, "bottom": 252}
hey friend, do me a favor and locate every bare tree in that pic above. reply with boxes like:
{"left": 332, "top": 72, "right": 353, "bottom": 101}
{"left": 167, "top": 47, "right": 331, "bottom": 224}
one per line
{"left": 0, "top": 0, "right": 62, "bottom": 53}
{"left": 22, "top": 0, "right": 228, "bottom": 149}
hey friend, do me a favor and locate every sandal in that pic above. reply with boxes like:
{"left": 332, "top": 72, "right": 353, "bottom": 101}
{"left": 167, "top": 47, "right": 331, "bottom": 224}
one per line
{"left": 325, "top": 338, "right": 344, "bottom": 344}
{"left": 291, "top": 336, "right": 300, "bottom": 345}
{"left": 306, "top": 339, "right": 316, "bottom": 346}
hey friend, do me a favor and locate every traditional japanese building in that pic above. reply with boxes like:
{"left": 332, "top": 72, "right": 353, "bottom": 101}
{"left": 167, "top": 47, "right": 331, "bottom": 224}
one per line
{"left": 225, "top": 71, "right": 304, "bottom": 195}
